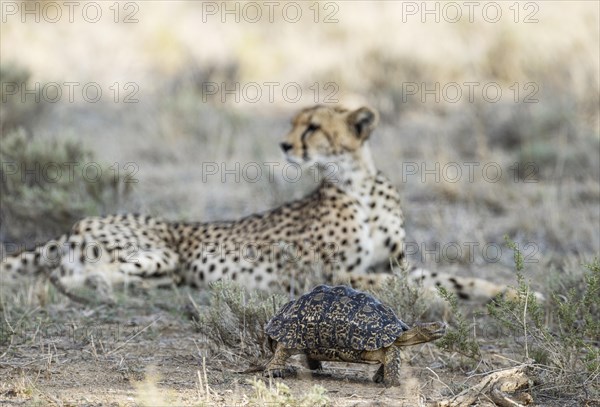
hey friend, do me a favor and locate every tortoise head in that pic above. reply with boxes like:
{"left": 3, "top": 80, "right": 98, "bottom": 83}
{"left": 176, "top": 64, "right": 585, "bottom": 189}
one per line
{"left": 394, "top": 321, "right": 446, "bottom": 346}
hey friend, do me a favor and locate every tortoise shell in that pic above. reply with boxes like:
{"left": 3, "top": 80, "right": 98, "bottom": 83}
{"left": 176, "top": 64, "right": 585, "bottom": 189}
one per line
{"left": 265, "top": 285, "right": 410, "bottom": 351}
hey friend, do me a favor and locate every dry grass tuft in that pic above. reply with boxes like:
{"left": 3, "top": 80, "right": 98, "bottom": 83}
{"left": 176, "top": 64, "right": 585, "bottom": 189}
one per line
{"left": 190, "top": 280, "right": 288, "bottom": 367}
{"left": 134, "top": 366, "right": 170, "bottom": 406}
{"left": 368, "top": 263, "right": 448, "bottom": 323}
{"left": 246, "top": 377, "right": 329, "bottom": 407}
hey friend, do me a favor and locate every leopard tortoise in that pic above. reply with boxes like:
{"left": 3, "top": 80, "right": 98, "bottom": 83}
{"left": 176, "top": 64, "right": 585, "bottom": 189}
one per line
{"left": 264, "top": 285, "right": 446, "bottom": 386}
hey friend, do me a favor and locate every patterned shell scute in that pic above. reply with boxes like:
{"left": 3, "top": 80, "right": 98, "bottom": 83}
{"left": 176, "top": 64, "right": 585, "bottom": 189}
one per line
{"left": 265, "top": 285, "right": 409, "bottom": 351}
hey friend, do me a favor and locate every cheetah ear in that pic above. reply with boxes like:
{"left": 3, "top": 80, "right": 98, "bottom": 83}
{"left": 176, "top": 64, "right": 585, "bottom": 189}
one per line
{"left": 348, "top": 107, "right": 378, "bottom": 140}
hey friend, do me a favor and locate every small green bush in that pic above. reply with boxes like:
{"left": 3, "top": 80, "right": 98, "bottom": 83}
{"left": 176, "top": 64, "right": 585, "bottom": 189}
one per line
{"left": 435, "top": 286, "right": 482, "bottom": 364}
{"left": 488, "top": 237, "right": 599, "bottom": 400}
{"left": 0, "top": 63, "right": 44, "bottom": 134}
{"left": 0, "top": 129, "right": 131, "bottom": 246}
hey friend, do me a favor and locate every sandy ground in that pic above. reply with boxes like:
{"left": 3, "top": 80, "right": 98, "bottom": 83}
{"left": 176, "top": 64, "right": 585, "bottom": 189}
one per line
{"left": 0, "top": 286, "right": 534, "bottom": 407}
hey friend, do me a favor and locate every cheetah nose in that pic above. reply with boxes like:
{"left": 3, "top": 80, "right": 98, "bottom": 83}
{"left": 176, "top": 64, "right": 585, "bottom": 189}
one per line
{"left": 280, "top": 142, "right": 293, "bottom": 153}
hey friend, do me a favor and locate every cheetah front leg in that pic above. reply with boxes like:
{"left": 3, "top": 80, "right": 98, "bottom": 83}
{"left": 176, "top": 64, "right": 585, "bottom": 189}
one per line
{"left": 407, "top": 268, "right": 546, "bottom": 303}
{"left": 48, "top": 267, "right": 115, "bottom": 305}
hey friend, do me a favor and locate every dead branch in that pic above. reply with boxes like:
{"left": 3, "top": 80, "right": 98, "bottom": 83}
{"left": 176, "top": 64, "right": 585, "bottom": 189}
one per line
{"left": 436, "top": 365, "right": 533, "bottom": 407}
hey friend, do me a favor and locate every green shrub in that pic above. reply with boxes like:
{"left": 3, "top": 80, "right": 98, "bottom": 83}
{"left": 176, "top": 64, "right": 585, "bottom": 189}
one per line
{"left": 488, "top": 237, "right": 599, "bottom": 400}
{"left": 0, "top": 63, "right": 44, "bottom": 134}
{"left": 0, "top": 128, "right": 131, "bottom": 246}
{"left": 435, "top": 286, "right": 482, "bottom": 364}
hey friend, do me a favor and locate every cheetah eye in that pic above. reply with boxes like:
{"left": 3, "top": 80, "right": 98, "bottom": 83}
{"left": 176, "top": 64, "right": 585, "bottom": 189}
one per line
{"left": 301, "top": 123, "right": 320, "bottom": 142}
{"left": 307, "top": 123, "right": 320, "bottom": 132}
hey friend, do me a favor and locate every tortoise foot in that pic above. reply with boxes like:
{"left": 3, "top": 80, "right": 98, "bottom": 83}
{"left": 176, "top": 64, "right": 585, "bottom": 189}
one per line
{"left": 372, "top": 365, "right": 384, "bottom": 384}
{"left": 383, "top": 377, "right": 400, "bottom": 387}
{"left": 373, "top": 365, "right": 400, "bottom": 387}
{"left": 264, "top": 366, "right": 297, "bottom": 379}
{"left": 306, "top": 358, "right": 323, "bottom": 371}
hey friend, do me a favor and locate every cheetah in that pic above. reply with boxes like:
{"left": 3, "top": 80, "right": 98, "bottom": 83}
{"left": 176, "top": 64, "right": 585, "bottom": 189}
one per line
{"left": 0, "top": 105, "right": 526, "bottom": 302}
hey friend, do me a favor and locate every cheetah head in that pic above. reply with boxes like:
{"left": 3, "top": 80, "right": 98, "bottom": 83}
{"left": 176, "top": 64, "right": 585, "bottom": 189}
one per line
{"left": 280, "top": 105, "right": 379, "bottom": 167}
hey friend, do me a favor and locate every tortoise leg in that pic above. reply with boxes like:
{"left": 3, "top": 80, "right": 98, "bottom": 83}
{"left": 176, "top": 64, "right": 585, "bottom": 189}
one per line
{"left": 372, "top": 364, "right": 385, "bottom": 384}
{"left": 305, "top": 356, "right": 323, "bottom": 371}
{"left": 265, "top": 344, "right": 296, "bottom": 378}
{"left": 381, "top": 345, "right": 402, "bottom": 387}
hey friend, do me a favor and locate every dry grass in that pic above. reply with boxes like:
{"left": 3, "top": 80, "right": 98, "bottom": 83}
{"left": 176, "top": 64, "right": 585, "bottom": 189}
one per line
{"left": 0, "top": 1, "right": 598, "bottom": 405}
{"left": 246, "top": 377, "right": 329, "bottom": 407}
{"left": 190, "top": 280, "right": 288, "bottom": 367}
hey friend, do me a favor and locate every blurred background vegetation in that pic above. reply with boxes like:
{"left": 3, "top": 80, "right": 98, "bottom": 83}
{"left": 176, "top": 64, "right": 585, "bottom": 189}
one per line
{"left": 0, "top": 1, "right": 598, "bottom": 283}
